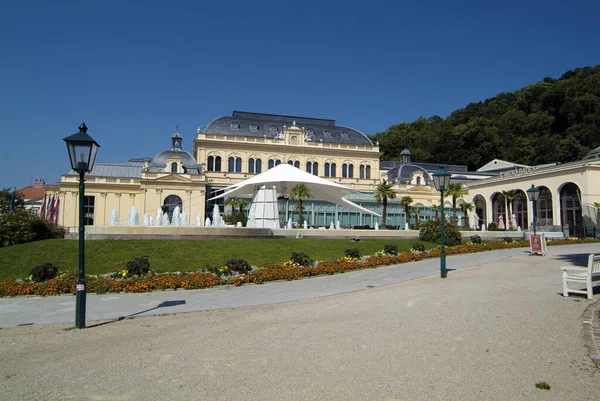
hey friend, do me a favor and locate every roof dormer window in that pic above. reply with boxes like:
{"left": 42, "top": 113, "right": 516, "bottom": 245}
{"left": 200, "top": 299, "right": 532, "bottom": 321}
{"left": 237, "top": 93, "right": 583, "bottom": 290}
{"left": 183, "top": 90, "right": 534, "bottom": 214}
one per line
{"left": 324, "top": 130, "right": 332, "bottom": 138}
{"left": 269, "top": 125, "right": 279, "bottom": 133}
{"left": 230, "top": 122, "right": 240, "bottom": 130}
{"left": 250, "top": 123, "right": 259, "bottom": 132}
{"left": 341, "top": 132, "right": 349, "bottom": 138}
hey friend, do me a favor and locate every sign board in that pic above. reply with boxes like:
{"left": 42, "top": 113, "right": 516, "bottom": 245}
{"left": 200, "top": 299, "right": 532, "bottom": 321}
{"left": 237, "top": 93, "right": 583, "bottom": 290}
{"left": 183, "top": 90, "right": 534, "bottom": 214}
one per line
{"left": 76, "top": 284, "right": 85, "bottom": 292}
{"left": 500, "top": 166, "right": 537, "bottom": 179}
{"left": 529, "top": 233, "right": 547, "bottom": 255}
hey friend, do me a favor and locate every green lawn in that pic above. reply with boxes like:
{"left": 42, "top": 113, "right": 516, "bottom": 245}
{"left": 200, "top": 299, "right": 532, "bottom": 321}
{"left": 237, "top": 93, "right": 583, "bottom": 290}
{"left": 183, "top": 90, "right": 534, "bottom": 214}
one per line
{"left": 0, "top": 238, "right": 436, "bottom": 280}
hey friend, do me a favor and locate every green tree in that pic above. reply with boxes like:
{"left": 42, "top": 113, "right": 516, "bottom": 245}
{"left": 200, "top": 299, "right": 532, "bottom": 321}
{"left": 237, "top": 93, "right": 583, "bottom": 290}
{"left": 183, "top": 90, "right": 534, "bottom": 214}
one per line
{"left": 237, "top": 199, "right": 249, "bottom": 215}
{"left": 0, "top": 188, "right": 25, "bottom": 214}
{"left": 226, "top": 198, "right": 240, "bottom": 215}
{"left": 501, "top": 190, "right": 520, "bottom": 229}
{"left": 445, "top": 184, "right": 467, "bottom": 221}
{"left": 459, "top": 202, "right": 474, "bottom": 229}
{"left": 399, "top": 196, "right": 413, "bottom": 226}
{"left": 375, "top": 180, "right": 397, "bottom": 225}
{"left": 290, "top": 184, "right": 312, "bottom": 225}
{"left": 431, "top": 204, "right": 440, "bottom": 219}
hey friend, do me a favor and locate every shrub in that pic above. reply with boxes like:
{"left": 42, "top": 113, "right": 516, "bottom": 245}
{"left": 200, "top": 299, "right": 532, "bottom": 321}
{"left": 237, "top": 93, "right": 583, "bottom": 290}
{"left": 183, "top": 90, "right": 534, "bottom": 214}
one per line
{"left": 222, "top": 211, "right": 248, "bottom": 227}
{"left": 30, "top": 263, "right": 58, "bottom": 282}
{"left": 126, "top": 256, "right": 150, "bottom": 276}
{"left": 488, "top": 222, "right": 498, "bottom": 231}
{"left": 225, "top": 259, "right": 252, "bottom": 274}
{"left": 502, "top": 237, "right": 512, "bottom": 243}
{"left": 412, "top": 243, "right": 425, "bottom": 252}
{"left": 419, "top": 219, "right": 462, "bottom": 246}
{"left": 290, "top": 251, "right": 312, "bottom": 266}
{"left": 470, "top": 235, "right": 482, "bottom": 244}
{"left": 344, "top": 248, "right": 360, "bottom": 259}
{"left": 0, "top": 210, "right": 65, "bottom": 247}
{"left": 383, "top": 244, "right": 398, "bottom": 255}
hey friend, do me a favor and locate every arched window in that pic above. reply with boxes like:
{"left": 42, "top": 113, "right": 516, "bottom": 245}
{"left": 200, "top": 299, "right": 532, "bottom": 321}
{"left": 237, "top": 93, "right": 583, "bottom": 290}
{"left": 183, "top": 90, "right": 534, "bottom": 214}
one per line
{"left": 312, "top": 162, "right": 318, "bottom": 175}
{"left": 228, "top": 157, "right": 235, "bottom": 172}
{"left": 348, "top": 164, "right": 354, "bottom": 178}
{"left": 275, "top": 159, "right": 281, "bottom": 166}
{"left": 365, "top": 165, "right": 370, "bottom": 179}
{"left": 360, "top": 165, "right": 365, "bottom": 179}
{"left": 294, "top": 161, "right": 300, "bottom": 169}
{"left": 331, "top": 163, "right": 336, "bottom": 177}
{"left": 162, "top": 194, "right": 183, "bottom": 222}
{"left": 171, "top": 162, "right": 178, "bottom": 173}
{"left": 215, "top": 156, "right": 221, "bottom": 172}
{"left": 416, "top": 176, "right": 421, "bottom": 185}
{"left": 235, "top": 157, "right": 242, "bottom": 172}
{"left": 256, "top": 159, "right": 262, "bottom": 173}
{"left": 268, "top": 160, "right": 275, "bottom": 169}
{"left": 325, "top": 162, "right": 330, "bottom": 177}
{"left": 249, "top": 158, "right": 255, "bottom": 174}
{"left": 342, "top": 164, "right": 348, "bottom": 178}
{"left": 306, "top": 161, "right": 312, "bottom": 173}
{"left": 208, "top": 156, "right": 214, "bottom": 172}
{"left": 288, "top": 160, "right": 293, "bottom": 165}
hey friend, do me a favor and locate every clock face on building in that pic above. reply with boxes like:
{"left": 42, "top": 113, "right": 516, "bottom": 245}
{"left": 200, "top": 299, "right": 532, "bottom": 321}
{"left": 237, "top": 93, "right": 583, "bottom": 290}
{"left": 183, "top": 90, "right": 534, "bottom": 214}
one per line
{"left": 291, "top": 135, "right": 298, "bottom": 143}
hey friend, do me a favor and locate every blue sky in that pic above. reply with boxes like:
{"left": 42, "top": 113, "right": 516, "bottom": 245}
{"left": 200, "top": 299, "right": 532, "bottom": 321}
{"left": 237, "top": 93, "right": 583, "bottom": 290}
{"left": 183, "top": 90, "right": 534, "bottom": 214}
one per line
{"left": 1, "top": 0, "right": 599, "bottom": 189}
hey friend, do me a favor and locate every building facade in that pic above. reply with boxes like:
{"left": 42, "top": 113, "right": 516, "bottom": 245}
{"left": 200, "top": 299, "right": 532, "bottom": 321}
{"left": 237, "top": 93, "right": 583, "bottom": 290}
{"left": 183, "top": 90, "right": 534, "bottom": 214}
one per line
{"left": 49, "top": 111, "right": 481, "bottom": 230}
{"left": 465, "top": 148, "right": 600, "bottom": 236}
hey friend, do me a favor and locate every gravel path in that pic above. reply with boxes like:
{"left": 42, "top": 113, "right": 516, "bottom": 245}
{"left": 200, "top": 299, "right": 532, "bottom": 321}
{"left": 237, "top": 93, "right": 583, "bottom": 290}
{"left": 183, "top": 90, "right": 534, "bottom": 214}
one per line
{"left": 1, "top": 245, "right": 599, "bottom": 400}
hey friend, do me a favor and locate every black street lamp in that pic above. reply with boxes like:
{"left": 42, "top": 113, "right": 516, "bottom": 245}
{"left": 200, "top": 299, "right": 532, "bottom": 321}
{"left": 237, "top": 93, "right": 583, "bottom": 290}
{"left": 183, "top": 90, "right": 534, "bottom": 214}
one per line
{"left": 432, "top": 166, "right": 452, "bottom": 278}
{"left": 63, "top": 123, "right": 100, "bottom": 329}
{"left": 526, "top": 184, "right": 540, "bottom": 235}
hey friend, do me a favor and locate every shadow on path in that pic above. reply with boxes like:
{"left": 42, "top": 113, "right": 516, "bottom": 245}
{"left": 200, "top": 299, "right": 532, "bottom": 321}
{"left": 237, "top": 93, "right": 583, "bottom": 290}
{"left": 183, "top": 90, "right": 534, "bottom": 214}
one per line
{"left": 86, "top": 300, "right": 186, "bottom": 328}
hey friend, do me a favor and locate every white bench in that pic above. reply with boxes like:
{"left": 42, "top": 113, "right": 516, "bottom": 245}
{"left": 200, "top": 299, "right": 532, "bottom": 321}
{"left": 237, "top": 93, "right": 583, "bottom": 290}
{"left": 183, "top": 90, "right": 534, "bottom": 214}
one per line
{"left": 562, "top": 254, "right": 600, "bottom": 300}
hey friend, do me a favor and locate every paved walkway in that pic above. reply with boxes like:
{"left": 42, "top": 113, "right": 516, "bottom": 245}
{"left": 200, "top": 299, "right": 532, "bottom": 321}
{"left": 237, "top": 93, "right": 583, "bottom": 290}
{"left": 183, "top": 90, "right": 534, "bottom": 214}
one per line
{"left": 1, "top": 243, "right": 599, "bottom": 400}
{"left": 0, "top": 243, "right": 598, "bottom": 328}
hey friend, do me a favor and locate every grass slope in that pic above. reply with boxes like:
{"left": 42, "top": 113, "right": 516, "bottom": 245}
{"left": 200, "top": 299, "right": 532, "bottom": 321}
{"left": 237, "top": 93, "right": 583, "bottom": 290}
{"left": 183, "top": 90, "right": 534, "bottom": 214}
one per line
{"left": 0, "top": 238, "right": 435, "bottom": 280}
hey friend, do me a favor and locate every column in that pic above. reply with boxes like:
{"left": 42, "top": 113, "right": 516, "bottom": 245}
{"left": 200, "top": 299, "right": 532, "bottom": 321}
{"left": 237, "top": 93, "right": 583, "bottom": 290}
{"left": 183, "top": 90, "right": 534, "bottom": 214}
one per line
{"left": 100, "top": 193, "right": 107, "bottom": 225}
{"left": 553, "top": 187, "right": 562, "bottom": 226}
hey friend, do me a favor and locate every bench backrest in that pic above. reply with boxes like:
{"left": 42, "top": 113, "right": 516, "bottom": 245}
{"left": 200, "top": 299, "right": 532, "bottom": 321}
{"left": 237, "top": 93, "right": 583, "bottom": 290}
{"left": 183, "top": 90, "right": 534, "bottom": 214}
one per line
{"left": 589, "top": 254, "right": 600, "bottom": 276}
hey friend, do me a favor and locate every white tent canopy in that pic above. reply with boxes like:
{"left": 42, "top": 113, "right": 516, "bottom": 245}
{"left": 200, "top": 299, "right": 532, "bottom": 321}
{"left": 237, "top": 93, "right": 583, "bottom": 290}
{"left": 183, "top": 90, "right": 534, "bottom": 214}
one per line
{"left": 208, "top": 164, "right": 381, "bottom": 217}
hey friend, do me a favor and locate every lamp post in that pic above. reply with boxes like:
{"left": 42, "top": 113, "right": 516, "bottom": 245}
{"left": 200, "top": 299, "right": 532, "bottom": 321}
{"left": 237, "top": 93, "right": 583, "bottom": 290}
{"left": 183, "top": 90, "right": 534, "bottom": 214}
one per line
{"left": 432, "top": 166, "right": 452, "bottom": 278}
{"left": 526, "top": 184, "right": 540, "bottom": 235}
{"left": 63, "top": 123, "right": 100, "bottom": 329}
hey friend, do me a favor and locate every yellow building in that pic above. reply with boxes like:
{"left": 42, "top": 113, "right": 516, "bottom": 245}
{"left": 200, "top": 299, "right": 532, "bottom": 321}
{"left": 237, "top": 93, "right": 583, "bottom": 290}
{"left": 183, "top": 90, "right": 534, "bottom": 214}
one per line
{"left": 49, "top": 111, "right": 471, "bottom": 230}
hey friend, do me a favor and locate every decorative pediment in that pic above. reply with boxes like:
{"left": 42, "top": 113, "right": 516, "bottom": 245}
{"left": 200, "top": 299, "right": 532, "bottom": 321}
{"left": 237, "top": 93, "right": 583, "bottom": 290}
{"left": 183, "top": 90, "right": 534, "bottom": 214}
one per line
{"left": 145, "top": 173, "right": 193, "bottom": 183}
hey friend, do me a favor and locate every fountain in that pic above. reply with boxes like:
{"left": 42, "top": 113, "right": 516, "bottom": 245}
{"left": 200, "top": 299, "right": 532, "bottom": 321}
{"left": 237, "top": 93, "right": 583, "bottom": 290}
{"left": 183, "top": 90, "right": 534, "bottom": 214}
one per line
{"left": 143, "top": 214, "right": 150, "bottom": 226}
{"left": 205, "top": 217, "right": 211, "bottom": 227}
{"left": 329, "top": 221, "right": 334, "bottom": 229}
{"left": 162, "top": 212, "right": 170, "bottom": 226}
{"left": 336, "top": 220, "right": 340, "bottom": 230}
{"left": 181, "top": 210, "right": 188, "bottom": 227}
{"left": 109, "top": 209, "right": 119, "bottom": 226}
{"left": 287, "top": 217, "right": 292, "bottom": 229}
{"left": 246, "top": 210, "right": 255, "bottom": 228}
{"left": 303, "top": 220, "right": 308, "bottom": 230}
{"left": 375, "top": 222, "right": 379, "bottom": 230}
{"left": 127, "top": 206, "right": 139, "bottom": 226}
{"left": 156, "top": 208, "right": 163, "bottom": 226}
{"left": 236, "top": 222, "right": 242, "bottom": 228}
{"left": 171, "top": 206, "right": 181, "bottom": 226}
{"left": 405, "top": 222, "right": 410, "bottom": 230}
{"left": 212, "top": 204, "right": 224, "bottom": 227}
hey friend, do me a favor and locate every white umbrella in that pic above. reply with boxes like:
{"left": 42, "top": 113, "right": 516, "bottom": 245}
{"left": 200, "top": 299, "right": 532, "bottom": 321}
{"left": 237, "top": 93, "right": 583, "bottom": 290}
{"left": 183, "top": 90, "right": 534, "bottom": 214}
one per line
{"left": 208, "top": 164, "right": 381, "bottom": 216}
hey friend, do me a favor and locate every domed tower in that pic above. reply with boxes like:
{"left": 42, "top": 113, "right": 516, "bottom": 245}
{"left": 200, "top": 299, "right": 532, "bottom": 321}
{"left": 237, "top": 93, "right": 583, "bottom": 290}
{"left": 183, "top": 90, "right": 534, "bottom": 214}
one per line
{"left": 400, "top": 149, "right": 412, "bottom": 163}
{"left": 148, "top": 132, "right": 202, "bottom": 174}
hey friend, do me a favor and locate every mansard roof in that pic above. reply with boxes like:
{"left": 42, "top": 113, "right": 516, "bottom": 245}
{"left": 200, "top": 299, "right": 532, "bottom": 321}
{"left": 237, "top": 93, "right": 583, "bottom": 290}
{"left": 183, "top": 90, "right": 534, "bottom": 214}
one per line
{"left": 203, "top": 111, "right": 374, "bottom": 146}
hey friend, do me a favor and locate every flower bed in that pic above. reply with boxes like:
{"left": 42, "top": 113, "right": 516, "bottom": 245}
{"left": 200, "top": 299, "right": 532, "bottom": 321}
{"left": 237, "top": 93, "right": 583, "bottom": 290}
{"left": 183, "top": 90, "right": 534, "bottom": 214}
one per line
{"left": 0, "top": 238, "right": 598, "bottom": 297}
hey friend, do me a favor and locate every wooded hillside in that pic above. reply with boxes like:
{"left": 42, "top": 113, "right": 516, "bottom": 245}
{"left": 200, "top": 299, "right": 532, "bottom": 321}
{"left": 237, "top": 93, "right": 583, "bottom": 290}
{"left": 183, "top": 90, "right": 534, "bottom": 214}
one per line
{"left": 370, "top": 65, "right": 600, "bottom": 170}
